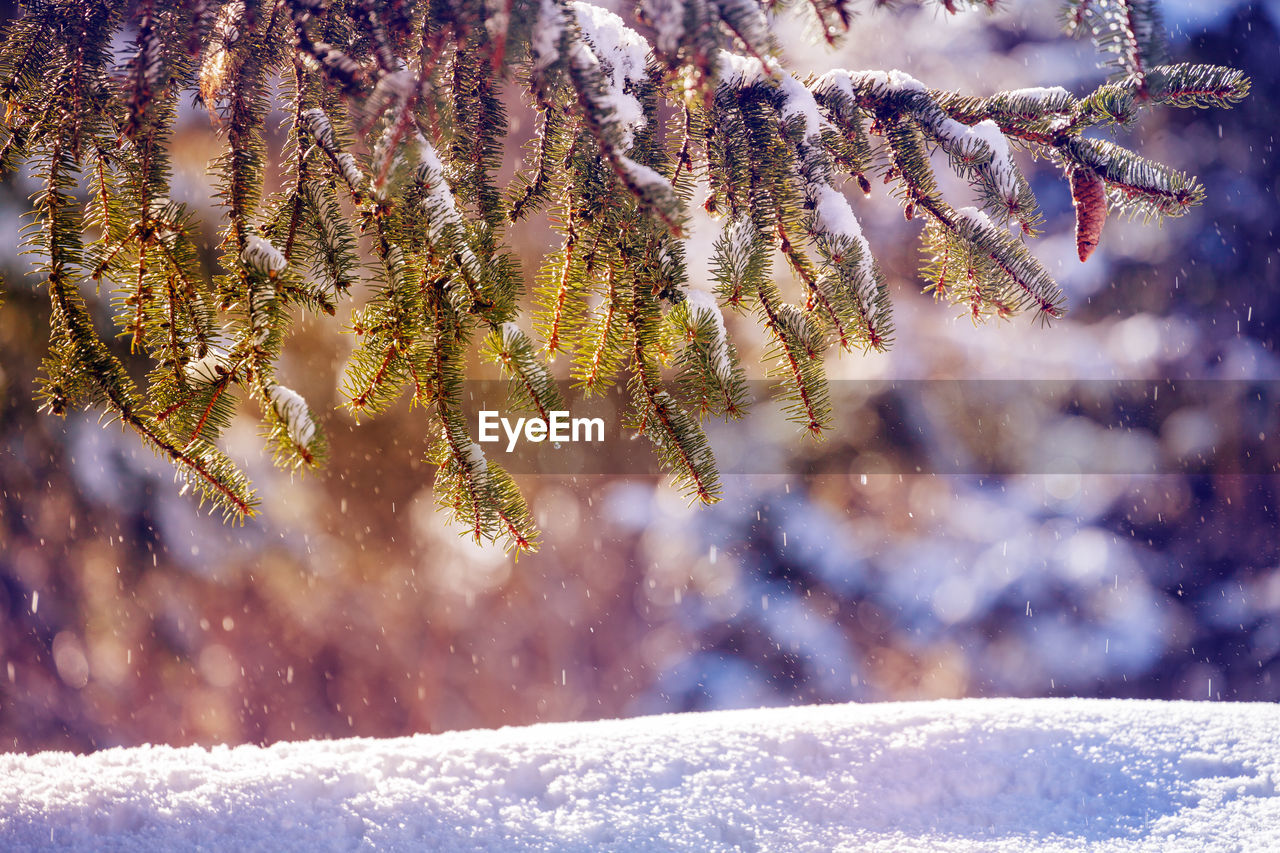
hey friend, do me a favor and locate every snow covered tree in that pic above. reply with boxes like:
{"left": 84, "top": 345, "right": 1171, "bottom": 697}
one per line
{"left": 0, "top": 0, "right": 1248, "bottom": 551}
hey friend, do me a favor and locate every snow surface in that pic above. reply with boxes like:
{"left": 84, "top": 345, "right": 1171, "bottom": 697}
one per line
{"left": 957, "top": 204, "right": 997, "bottom": 230}
{"left": 500, "top": 321, "right": 526, "bottom": 347}
{"left": 3, "top": 699, "right": 1279, "bottom": 852}
{"left": 373, "top": 69, "right": 416, "bottom": 102}
{"left": 618, "top": 155, "right": 668, "bottom": 191}
{"left": 302, "top": 108, "right": 339, "bottom": 152}
{"left": 467, "top": 441, "right": 487, "bottom": 473}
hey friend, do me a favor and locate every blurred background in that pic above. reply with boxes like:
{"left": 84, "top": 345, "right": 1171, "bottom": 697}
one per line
{"left": 2, "top": 0, "right": 1278, "bottom": 752}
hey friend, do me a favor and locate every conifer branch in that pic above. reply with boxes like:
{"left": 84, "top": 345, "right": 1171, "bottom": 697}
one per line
{"left": 573, "top": 258, "right": 632, "bottom": 394}
{"left": 672, "top": 289, "right": 749, "bottom": 419}
{"left": 629, "top": 332, "right": 721, "bottom": 504}
{"left": 757, "top": 283, "right": 831, "bottom": 436}
{"left": 0, "top": 0, "right": 1249, "bottom": 548}
{"left": 1060, "top": 135, "right": 1202, "bottom": 221}
{"left": 485, "top": 322, "right": 565, "bottom": 419}
{"left": 1065, "top": 0, "right": 1165, "bottom": 98}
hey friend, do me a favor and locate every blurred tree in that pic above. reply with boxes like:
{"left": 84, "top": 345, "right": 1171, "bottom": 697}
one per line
{"left": 0, "top": 0, "right": 1248, "bottom": 551}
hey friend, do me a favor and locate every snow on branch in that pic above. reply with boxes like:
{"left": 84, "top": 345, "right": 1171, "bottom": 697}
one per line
{"left": 570, "top": 1, "right": 650, "bottom": 150}
{"left": 1061, "top": 135, "right": 1203, "bottom": 220}
{"left": 681, "top": 288, "right": 733, "bottom": 379}
{"left": 484, "top": 322, "right": 565, "bottom": 421}
{"left": 706, "top": 58, "right": 892, "bottom": 350}
{"left": 267, "top": 382, "right": 317, "bottom": 450}
{"left": 534, "top": 0, "right": 687, "bottom": 235}
{"left": 241, "top": 235, "right": 286, "bottom": 279}
{"left": 817, "top": 69, "right": 1038, "bottom": 227}
{"left": 415, "top": 135, "right": 464, "bottom": 240}
{"left": 301, "top": 108, "right": 364, "bottom": 194}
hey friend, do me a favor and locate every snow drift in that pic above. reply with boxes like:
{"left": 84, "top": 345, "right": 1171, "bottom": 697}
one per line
{"left": 2, "top": 698, "right": 1278, "bottom": 851}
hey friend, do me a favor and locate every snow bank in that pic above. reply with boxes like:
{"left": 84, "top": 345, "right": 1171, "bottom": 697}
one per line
{"left": 3, "top": 699, "right": 1278, "bottom": 851}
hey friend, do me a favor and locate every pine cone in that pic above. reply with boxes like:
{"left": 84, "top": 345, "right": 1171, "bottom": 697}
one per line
{"left": 1070, "top": 167, "right": 1107, "bottom": 262}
